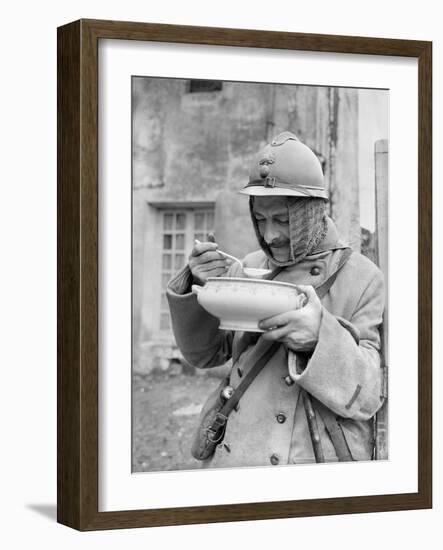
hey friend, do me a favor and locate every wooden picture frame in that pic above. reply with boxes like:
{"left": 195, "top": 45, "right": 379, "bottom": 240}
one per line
{"left": 57, "top": 18, "right": 432, "bottom": 530}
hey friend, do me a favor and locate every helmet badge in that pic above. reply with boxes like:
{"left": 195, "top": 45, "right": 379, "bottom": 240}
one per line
{"left": 258, "top": 153, "right": 275, "bottom": 178}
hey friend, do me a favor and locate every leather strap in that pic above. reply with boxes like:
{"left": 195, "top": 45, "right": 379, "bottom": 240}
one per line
{"left": 310, "top": 396, "right": 354, "bottom": 462}
{"left": 206, "top": 340, "right": 281, "bottom": 443}
{"left": 219, "top": 340, "right": 281, "bottom": 418}
{"left": 262, "top": 265, "right": 285, "bottom": 281}
{"left": 314, "top": 247, "right": 353, "bottom": 299}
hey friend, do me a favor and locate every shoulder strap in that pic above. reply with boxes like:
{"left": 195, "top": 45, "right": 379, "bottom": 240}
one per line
{"left": 206, "top": 340, "right": 281, "bottom": 441}
{"left": 310, "top": 396, "right": 354, "bottom": 462}
{"left": 315, "top": 247, "right": 353, "bottom": 299}
{"left": 262, "top": 266, "right": 285, "bottom": 280}
{"left": 221, "top": 341, "right": 280, "bottom": 417}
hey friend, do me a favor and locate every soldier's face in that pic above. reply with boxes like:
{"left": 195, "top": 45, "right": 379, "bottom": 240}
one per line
{"left": 252, "top": 196, "right": 290, "bottom": 262}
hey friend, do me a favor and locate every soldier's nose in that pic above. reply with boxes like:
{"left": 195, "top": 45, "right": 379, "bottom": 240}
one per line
{"left": 263, "top": 222, "right": 279, "bottom": 243}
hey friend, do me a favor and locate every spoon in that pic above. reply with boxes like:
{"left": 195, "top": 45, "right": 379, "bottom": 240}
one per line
{"left": 194, "top": 239, "right": 272, "bottom": 278}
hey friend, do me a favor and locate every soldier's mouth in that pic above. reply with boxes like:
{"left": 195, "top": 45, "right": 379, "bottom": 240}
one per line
{"left": 269, "top": 243, "right": 290, "bottom": 261}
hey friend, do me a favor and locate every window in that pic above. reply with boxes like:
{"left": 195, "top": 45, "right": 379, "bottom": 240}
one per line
{"left": 188, "top": 79, "right": 223, "bottom": 93}
{"left": 159, "top": 208, "right": 215, "bottom": 332}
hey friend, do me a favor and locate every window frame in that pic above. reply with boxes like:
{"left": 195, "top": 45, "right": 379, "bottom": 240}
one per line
{"left": 150, "top": 201, "right": 215, "bottom": 338}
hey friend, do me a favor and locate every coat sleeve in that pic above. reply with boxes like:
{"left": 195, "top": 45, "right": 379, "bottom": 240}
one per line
{"left": 289, "top": 269, "right": 385, "bottom": 421}
{"left": 166, "top": 266, "right": 233, "bottom": 369}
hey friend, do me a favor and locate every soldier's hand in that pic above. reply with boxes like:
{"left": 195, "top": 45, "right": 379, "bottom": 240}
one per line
{"left": 259, "top": 285, "right": 322, "bottom": 352}
{"left": 189, "top": 234, "right": 230, "bottom": 286}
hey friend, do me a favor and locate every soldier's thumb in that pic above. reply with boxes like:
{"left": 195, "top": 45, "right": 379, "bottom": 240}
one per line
{"left": 295, "top": 284, "right": 317, "bottom": 302}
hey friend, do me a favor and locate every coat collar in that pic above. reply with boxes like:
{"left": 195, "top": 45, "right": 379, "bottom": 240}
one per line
{"left": 309, "top": 217, "right": 348, "bottom": 255}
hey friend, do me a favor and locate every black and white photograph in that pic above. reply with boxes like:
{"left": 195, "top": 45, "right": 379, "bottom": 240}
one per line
{"left": 131, "top": 76, "right": 389, "bottom": 473}
{"left": 1, "top": 0, "right": 438, "bottom": 542}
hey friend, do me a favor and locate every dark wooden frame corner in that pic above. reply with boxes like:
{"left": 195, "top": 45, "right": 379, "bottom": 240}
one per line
{"left": 57, "top": 18, "right": 432, "bottom": 531}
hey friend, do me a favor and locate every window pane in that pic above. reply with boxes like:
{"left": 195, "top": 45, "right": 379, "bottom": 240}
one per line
{"left": 163, "top": 234, "right": 172, "bottom": 250}
{"left": 162, "top": 254, "right": 172, "bottom": 269}
{"left": 161, "top": 293, "right": 168, "bottom": 308}
{"left": 163, "top": 213, "right": 173, "bottom": 230}
{"left": 176, "top": 213, "right": 186, "bottom": 230}
{"left": 175, "top": 234, "right": 185, "bottom": 250}
{"left": 206, "top": 211, "right": 214, "bottom": 231}
{"left": 162, "top": 273, "right": 171, "bottom": 289}
{"left": 194, "top": 212, "right": 205, "bottom": 230}
{"left": 175, "top": 254, "right": 185, "bottom": 269}
{"left": 160, "top": 313, "right": 170, "bottom": 330}
{"left": 189, "top": 80, "right": 223, "bottom": 93}
{"left": 194, "top": 232, "right": 204, "bottom": 242}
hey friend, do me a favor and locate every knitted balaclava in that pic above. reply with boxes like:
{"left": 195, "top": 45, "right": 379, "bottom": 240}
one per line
{"left": 249, "top": 196, "right": 328, "bottom": 267}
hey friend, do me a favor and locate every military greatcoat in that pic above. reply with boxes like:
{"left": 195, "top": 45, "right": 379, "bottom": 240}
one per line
{"left": 166, "top": 218, "right": 385, "bottom": 468}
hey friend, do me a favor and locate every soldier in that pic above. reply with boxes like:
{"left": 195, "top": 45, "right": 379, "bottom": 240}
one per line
{"left": 166, "top": 131, "right": 385, "bottom": 468}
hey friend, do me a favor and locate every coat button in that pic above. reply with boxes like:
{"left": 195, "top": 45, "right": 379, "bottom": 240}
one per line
{"left": 270, "top": 454, "right": 280, "bottom": 465}
{"left": 276, "top": 413, "right": 286, "bottom": 424}
{"left": 284, "top": 375, "right": 294, "bottom": 386}
{"left": 310, "top": 266, "right": 321, "bottom": 276}
{"left": 221, "top": 386, "right": 234, "bottom": 400}
{"left": 237, "top": 366, "right": 243, "bottom": 378}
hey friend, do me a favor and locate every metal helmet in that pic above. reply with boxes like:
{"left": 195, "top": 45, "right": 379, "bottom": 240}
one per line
{"left": 240, "top": 131, "right": 328, "bottom": 200}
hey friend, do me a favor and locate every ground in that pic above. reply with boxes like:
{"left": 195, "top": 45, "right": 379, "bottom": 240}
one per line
{"left": 132, "top": 369, "right": 223, "bottom": 472}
